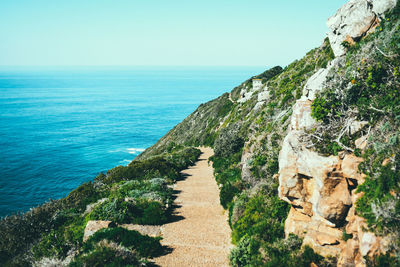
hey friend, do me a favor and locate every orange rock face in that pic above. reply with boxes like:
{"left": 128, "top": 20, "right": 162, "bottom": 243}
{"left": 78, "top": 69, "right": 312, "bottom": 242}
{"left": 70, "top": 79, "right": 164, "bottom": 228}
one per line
{"left": 278, "top": 81, "right": 386, "bottom": 265}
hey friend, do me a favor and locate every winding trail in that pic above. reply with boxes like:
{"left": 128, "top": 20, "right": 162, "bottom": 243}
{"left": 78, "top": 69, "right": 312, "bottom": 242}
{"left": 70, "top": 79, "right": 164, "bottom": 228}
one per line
{"left": 154, "top": 147, "right": 232, "bottom": 267}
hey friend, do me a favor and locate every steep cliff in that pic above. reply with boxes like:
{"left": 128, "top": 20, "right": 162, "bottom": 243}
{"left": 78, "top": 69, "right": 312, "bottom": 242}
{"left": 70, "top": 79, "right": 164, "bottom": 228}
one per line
{"left": 278, "top": 1, "right": 400, "bottom": 266}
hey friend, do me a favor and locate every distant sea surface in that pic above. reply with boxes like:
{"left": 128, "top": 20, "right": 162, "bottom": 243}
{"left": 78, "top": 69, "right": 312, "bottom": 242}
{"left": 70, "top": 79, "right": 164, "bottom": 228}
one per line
{"left": 0, "top": 66, "right": 265, "bottom": 217}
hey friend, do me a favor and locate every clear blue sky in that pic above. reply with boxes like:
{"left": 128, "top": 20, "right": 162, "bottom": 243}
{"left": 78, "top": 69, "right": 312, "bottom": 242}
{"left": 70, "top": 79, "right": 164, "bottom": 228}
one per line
{"left": 0, "top": 0, "right": 347, "bottom": 66}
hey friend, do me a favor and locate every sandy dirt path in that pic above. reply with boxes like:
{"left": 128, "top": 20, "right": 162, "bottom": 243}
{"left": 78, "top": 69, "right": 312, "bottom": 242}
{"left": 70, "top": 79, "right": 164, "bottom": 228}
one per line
{"left": 154, "top": 147, "right": 232, "bottom": 267}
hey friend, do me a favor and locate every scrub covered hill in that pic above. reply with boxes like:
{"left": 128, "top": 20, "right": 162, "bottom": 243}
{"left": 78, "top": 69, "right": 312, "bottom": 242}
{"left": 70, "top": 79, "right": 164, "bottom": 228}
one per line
{"left": 0, "top": 147, "right": 201, "bottom": 266}
{"left": 1, "top": 0, "right": 400, "bottom": 266}
{"left": 140, "top": 0, "right": 400, "bottom": 266}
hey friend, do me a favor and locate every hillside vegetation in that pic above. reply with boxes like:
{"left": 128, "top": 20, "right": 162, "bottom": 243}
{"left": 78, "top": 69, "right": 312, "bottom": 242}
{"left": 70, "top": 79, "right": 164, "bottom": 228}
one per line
{"left": 1, "top": 1, "right": 399, "bottom": 266}
{"left": 0, "top": 147, "right": 201, "bottom": 266}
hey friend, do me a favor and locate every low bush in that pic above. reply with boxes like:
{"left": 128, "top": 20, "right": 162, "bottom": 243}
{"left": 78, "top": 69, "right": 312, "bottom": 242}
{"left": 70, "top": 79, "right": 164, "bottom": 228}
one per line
{"left": 90, "top": 198, "right": 167, "bottom": 225}
{"left": 232, "top": 193, "right": 289, "bottom": 244}
{"left": 32, "top": 214, "right": 89, "bottom": 259}
{"left": 211, "top": 151, "right": 243, "bottom": 209}
{"left": 214, "top": 123, "right": 244, "bottom": 158}
{"left": 104, "top": 157, "right": 180, "bottom": 185}
{"left": 64, "top": 182, "right": 103, "bottom": 212}
{"left": 220, "top": 183, "right": 240, "bottom": 209}
{"left": 1, "top": 146, "right": 202, "bottom": 264}
{"left": 254, "top": 66, "right": 284, "bottom": 82}
{"left": 83, "top": 227, "right": 163, "bottom": 258}
{"left": 229, "top": 235, "right": 332, "bottom": 267}
{"left": 365, "top": 253, "right": 399, "bottom": 267}
{"left": 229, "top": 236, "right": 263, "bottom": 266}
{"left": 70, "top": 245, "right": 140, "bottom": 267}
{"left": 0, "top": 200, "right": 62, "bottom": 264}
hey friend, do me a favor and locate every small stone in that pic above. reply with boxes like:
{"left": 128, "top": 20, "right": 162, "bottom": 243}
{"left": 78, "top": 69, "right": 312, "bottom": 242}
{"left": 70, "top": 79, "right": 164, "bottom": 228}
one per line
{"left": 382, "top": 158, "right": 391, "bottom": 166}
{"left": 355, "top": 135, "right": 368, "bottom": 150}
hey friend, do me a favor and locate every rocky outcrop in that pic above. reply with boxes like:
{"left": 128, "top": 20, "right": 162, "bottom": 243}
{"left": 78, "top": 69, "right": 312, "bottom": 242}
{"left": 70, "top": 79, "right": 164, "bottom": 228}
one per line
{"left": 327, "top": 0, "right": 397, "bottom": 57}
{"left": 278, "top": 1, "right": 397, "bottom": 265}
{"left": 278, "top": 70, "right": 384, "bottom": 265}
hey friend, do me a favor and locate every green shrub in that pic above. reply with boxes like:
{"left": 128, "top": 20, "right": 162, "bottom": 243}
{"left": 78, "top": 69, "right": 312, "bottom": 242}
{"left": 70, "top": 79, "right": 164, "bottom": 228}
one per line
{"left": 70, "top": 245, "right": 140, "bottom": 267}
{"left": 32, "top": 214, "right": 89, "bottom": 259}
{"left": 214, "top": 123, "right": 244, "bottom": 157}
{"left": 104, "top": 157, "right": 180, "bottom": 184}
{"left": 90, "top": 198, "right": 167, "bottom": 225}
{"left": 83, "top": 227, "right": 163, "bottom": 258}
{"left": 232, "top": 194, "right": 289, "bottom": 244}
{"left": 64, "top": 182, "right": 102, "bottom": 211}
{"left": 0, "top": 200, "right": 63, "bottom": 264}
{"left": 164, "top": 147, "right": 202, "bottom": 170}
{"left": 254, "top": 66, "right": 284, "bottom": 81}
{"left": 311, "top": 96, "right": 331, "bottom": 122}
{"left": 229, "top": 236, "right": 263, "bottom": 267}
{"left": 230, "top": 235, "right": 332, "bottom": 267}
{"left": 220, "top": 183, "right": 240, "bottom": 209}
{"left": 211, "top": 151, "right": 243, "bottom": 209}
{"left": 356, "top": 163, "right": 400, "bottom": 232}
{"left": 215, "top": 167, "right": 241, "bottom": 185}
{"left": 32, "top": 228, "right": 70, "bottom": 260}
{"left": 365, "top": 253, "right": 399, "bottom": 267}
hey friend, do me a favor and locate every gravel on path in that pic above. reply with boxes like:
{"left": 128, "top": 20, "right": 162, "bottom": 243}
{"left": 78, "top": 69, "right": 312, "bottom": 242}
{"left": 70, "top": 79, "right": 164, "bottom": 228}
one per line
{"left": 154, "top": 147, "right": 232, "bottom": 267}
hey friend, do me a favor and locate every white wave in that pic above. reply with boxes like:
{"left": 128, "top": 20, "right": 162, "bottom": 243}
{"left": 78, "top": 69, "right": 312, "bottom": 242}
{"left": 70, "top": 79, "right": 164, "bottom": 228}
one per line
{"left": 109, "top": 148, "right": 146, "bottom": 154}
{"left": 127, "top": 148, "right": 145, "bottom": 154}
{"left": 108, "top": 149, "right": 122, "bottom": 153}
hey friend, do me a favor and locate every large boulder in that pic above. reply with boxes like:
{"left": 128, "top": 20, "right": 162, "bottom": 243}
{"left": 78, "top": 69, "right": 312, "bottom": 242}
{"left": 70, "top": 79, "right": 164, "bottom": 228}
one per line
{"left": 371, "top": 0, "right": 398, "bottom": 16}
{"left": 327, "top": 0, "right": 397, "bottom": 57}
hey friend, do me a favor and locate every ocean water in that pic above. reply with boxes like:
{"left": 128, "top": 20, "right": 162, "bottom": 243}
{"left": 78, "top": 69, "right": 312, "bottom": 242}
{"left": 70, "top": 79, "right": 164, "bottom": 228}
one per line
{"left": 0, "top": 66, "right": 265, "bottom": 217}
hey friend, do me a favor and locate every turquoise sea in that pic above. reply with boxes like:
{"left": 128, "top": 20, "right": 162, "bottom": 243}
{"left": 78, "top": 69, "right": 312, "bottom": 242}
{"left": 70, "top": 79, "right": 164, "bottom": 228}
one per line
{"left": 0, "top": 66, "right": 265, "bottom": 217}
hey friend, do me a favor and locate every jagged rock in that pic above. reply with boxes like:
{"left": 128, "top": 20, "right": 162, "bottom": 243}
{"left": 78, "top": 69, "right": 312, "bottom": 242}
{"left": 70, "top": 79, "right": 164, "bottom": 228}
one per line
{"left": 360, "top": 232, "right": 378, "bottom": 256}
{"left": 349, "top": 121, "right": 368, "bottom": 135}
{"left": 314, "top": 232, "right": 340, "bottom": 246}
{"left": 342, "top": 154, "right": 364, "bottom": 181}
{"left": 382, "top": 158, "right": 391, "bottom": 166}
{"left": 303, "top": 233, "right": 342, "bottom": 258}
{"left": 326, "top": 0, "right": 397, "bottom": 57}
{"left": 302, "top": 68, "right": 329, "bottom": 101}
{"left": 317, "top": 173, "right": 352, "bottom": 224}
{"left": 240, "top": 148, "right": 254, "bottom": 184}
{"left": 238, "top": 91, "right": 254, "bottom": 103}
{"left": 83, "top": 198, "right": 108, "bottom": 216}
{"left": 338, "top": 239, "right": 362, "bottom": 266}
{"left": 290, "top": 100, "right": 316, "bottom": 131}
{"left": 371, "top": 0, "right": 398, "bottom": 16}
{"left": 284, "top": 207, "right": 312, "bottom": 237}
{"left": 276, "top": 0, "right": 398, "bottom": 258}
